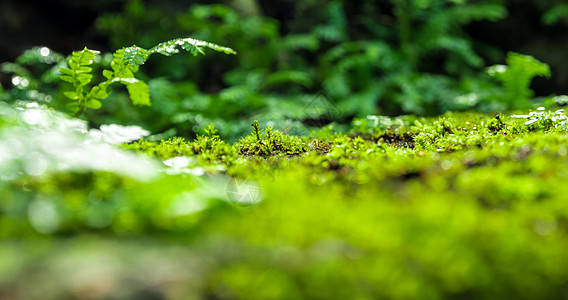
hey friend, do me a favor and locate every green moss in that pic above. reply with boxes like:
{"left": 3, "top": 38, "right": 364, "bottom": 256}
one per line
{"left": 120, "top": 110, "right": 568, "bottom": 192}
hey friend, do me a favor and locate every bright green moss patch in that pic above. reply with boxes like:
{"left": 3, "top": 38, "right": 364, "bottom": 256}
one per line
{"left": 126, "top": 108, "right": 568, "bottom": 185}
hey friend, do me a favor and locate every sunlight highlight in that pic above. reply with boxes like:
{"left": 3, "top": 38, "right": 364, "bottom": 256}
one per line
{"left": 40, "top": 47, "right": 50, "bottom": 57}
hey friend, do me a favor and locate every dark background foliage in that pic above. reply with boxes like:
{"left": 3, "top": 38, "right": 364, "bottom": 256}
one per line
{"left": 1, "top": 0, "right": 567, "bottom": 140}
{"left": 2, "top": 0, "right": 566, "bottom": 95}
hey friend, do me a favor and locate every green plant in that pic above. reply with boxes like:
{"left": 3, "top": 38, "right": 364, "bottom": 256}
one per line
{"left": 59, "top": 37, "right": 236, "bottom": 118}
{"left": 251, "top": 120, "right": 262, "bottom": 143}
{"left": 487, "top": 52, "right": 551, "bottom": 109}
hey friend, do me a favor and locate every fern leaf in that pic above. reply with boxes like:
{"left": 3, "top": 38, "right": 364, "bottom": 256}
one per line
{"left": 58, "top": 68, "right": 74, "bottom": 76}
{"left": 121, "top": 45, "right": 150, "bottom": 67}
{"left": 63, "top": 91, "right": 79, "bottom": 100}
{"left": 150, "top": 37, "right": 237, "bottom": 56}
{"left": 118, "top": 37, "right": 236, "bottom": 68}
{"left": 112, "top": 78, "right": 151, "bottom": 106}
{"left": 68, "top": 48, "right": 99, "bottom": 70}
{"left": 111, "top": 50, "right": 138, "bottom": 77}
{"left": 59, "top": 47, "right": 99, "bottom": 97}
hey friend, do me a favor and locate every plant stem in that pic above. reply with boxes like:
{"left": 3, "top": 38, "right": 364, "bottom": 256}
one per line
{"left": 74, "top": 99, "right": 86, "bottom": 118}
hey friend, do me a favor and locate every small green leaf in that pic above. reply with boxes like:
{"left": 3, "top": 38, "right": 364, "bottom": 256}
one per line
{"left": 63, "top": 91, "right": 79, "bottom": 100}
{"left": 58, "top": 67, "right": 74, "bottom": 76}
{"left": 86, "top": 99, "right": 102, "bottom": 109}
{"left": 102, "top": 69, "right": 114, "bottom": 80}
{"left": 68, "top": 58, "right": 80, "bottom": 69}
{"left": 76, "top": 73, "right": 93, "bottom": 82}
{"left": 90, "top": 84, "right": 111, "bottom": 100}
{"left": 59, "top": 75, "right": 75, "bottom": 83}
{"left": 78, "top": 56, "right": 94, "bottom": 65}
{"left": 76, "top": 66, "right": 92, "bottom": 73}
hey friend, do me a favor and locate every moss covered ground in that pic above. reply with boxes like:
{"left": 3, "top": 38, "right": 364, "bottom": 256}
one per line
{"left": 3, "top": 106, "right": 568, "bottom": 299}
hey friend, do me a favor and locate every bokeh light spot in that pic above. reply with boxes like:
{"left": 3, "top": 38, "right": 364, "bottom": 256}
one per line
{"left": 40, "top": 47, "right": 50, "bottom": 57}
{"left": 27, "top": 199, "right": 60, "bottom": 234}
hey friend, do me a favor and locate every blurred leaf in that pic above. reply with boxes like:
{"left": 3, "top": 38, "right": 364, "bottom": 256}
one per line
{"left": 265, "top": 71, "right": 313, "bottom": 88}
{"left": 488, "top": 52, "right": 551, "bottom": 108}
{"left": 543, "top": 4, "right": 568, "bottom": 25}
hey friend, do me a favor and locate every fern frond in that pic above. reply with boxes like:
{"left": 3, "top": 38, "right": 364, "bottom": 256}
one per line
{"left": 58, "top": 47, "right": 101, "bottom": 117}
{"left": 121, "top": 37, "right": 237, "bottom": 68}
{"left": 59, "top": 48, "right": 99, "bottom": 88}
{"left": 151, "top": 37, "right": 237, "bottom": 56}
{"left": 120, "top": 46, "right": 150, "bottom": 68}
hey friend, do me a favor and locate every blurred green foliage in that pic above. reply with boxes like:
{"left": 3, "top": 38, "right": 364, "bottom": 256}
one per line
{"left": 0, "top": 46, "right": 67, "bottom": 108}
{"left": 543, "top": 3, "right": 568, "bottom": 25}
{"left": 92, "top": 0, "right": 512, "bottom": 136}
{"left": 487, "top": 51, "right": 551, "bottom": 110}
